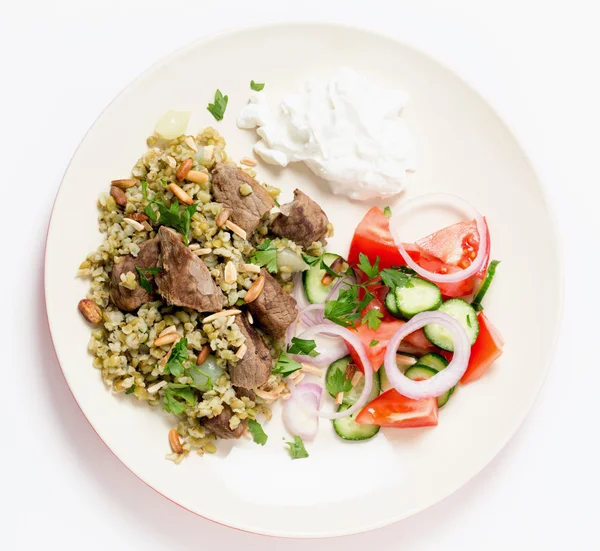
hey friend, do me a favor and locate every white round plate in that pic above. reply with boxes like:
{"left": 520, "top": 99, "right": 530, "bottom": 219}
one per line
{"left": 45, "top": 23, "right": 562, "bottom": 538}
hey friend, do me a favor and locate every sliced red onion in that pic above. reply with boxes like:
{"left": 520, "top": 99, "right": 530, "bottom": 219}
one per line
{"left": 298, "top": 304, "right": 325, "bottom": 326}
{"left": 283, "top": 383, "right": 322, "bottom": 440}
{"left": 291, "top": 272, "right": 309, "bottom": 309}
{"left": 389, "top": 193, "right": 488, "bottom": 283}
{"left": 384, "top": 311, "right": 471, "bottom": 399}
{"left": 293, "top": 324, "right": 374, "bottom": 419}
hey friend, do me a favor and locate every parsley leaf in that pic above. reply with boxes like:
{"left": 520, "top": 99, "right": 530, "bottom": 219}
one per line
{"left": 249, "top": 239, "right": 278, "bottom": 273}
{"left": 356, "top": 288, "right": 375, "bottom": 313}
{"left": 125, "top": 385, "right": 136, "bottom": 395}
{"left": 145, "top": 199, "right": 196, "bottom": 244}
{"left": 250, "top": 80, "right": 265, "bottom": 91}
{"left": 326, "top": 366, "right": 352, "bottom": 396}
{"left": 141, "top": 180, "right": 148, "bottom": 201}
{"left": 272, "top": 352, "right": 302, "bottom": 377}
{"left": 135, "top": 266, "right": 162, "bottom": 293}
{"left": 207, "top": 89, "right": 228, "bottom": 121}
{"left": 144, "top": 202, "right": 158, "bottom": 222}
{"left": 357, "top": 253, "right": 380, "bottom": 279}
{"left": 286, "top": 436, "right": 309, "bottom": 459}
{"left": 380, "top": 268, "right": 412, "bottom": 289}
{"left": 248, "top": 419, "right": 268, "bottom": 446}
{"left": 362, "top": 308, "right": 383, "bottom": 330}
{"left": 164, "top": 338, "right": 188, "bottom": 377}
{"left": 324, "top": 286, "right": 360, "bottom": 327}
{"left": 301, "top": 253, "right": 321, "bottom": 267}
{"left": 160, "top": 178, "right": 168, "bottom": 187}
{"left": 369, "top": 339, "right": 379, "bottom": 347}
{"left": 287, "top": 337, "right": 319, "bottom": 357}
{"left": 383, "top": 206, "right": 392, "bottom": 218}
{"left": 320, "top": 256, "right": 343, "bottom": 279}
{"left": 162, "top": 383, "right": 196, "bottom": 415}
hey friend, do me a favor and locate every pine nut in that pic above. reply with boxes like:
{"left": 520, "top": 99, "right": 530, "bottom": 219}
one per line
{"left": 168, "top": 183, "right": 193, "bottom": 205}
{"left": 236, "top": 344, "right": 248, "bottom": 359}
{"left": 202, "top": 309, "right": 241, "bottom": 324}
{"left": 158, "top": 325, "right": 177, "bottom": 338}
{"left": 240, "top": 157, "right": 257, "bottom": 167}
{"left": 301, "top": 363, "right": 324, "bottom": 377}
{"left": 111, "top": 178, "right": 137, "bottom": 189}
{"left": 154, "top": 332, "right": 180, "bottom": 347}
{"left": 242, "top": 263, "right": 261, "bottom": 274}
{"left": 193, "top": 248, "right": 212, "bottom": 256}
{"left": 128, "top": 212, "right": 149, "bottom": 222}
{"left": 351, "top": 371, "right": 363, "bottom": 387}
{"left": 224, "top": 261, "right": 237, "bottom": 284}
{"left": 335, "top": 391, "right": 344, "bottom": 405}
{"left": 396, "top": 354, "right": 418, "bottom": 367}
{"left": 169, "top": 429, "right": 183, "bottom": 454}
{"left": 123, "top": 218, "right": 145, "bottom": 231}
{"left": 225, "top": 220, "right": 247, "bottom": 240}
{"left": 216, "top": 208, "right": 230, "bottom": 227}
{"left": 186, "top": 170, "right": 209, "bottom": 184}
{"left": 176, "top": 158, "right": 193, "bottom": 181}
{"left": 321, "top": 256, "right": 344, "bottom": 285}
{"left": 196, "top": 344, "right": 210, "bottom": 365}
{"left": 78, "top": 299, "right": 103, "bottom": 324}
{"left": 188, "top": 243, "right": 200, "bottom": 251}
{"left": 246, "top": 311, "right": 254, "bottom": 324}
{"left": 110, "top": 186, "right": 127, "bottom": 208}
{"left": 244, "top": 275, "right": 265, "bottom": 303}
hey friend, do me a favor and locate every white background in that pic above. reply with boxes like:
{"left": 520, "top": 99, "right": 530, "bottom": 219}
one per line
{"left": 2, "top": 0, "right": 599, "bottom": 549}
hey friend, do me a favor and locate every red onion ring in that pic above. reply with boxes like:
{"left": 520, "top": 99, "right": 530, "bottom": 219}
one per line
{"left": 389, "top": 193, "right": 488, "bottom": 283}
{"left": 384, "top": 311, "right": 471, "bottom": 399}
{"left": 283, "top": 383, "right": 322, "bottom": 440}
{"left": 292, "top": 324, "right": 374, "bottom": 419}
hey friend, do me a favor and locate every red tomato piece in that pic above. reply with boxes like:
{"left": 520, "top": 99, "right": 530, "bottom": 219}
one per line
{"left": 356, "top": 389, "right": 438, "bottom": 428}
{"left": 461, "top": 312, "right": 504, "bottom": 384}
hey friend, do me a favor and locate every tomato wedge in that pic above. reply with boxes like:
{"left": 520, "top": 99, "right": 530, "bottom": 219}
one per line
{"left": 356, "top": 389, "right": 438, "bottom": 428}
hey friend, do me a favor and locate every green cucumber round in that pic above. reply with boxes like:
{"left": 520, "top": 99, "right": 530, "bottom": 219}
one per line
{"left": 303, "top": 253, "right": 342, "bottom": 304}
{"left": 325, "top": 356, "right": 380, "bottom": 405}
{"left": 405, "top": 365, "right": 455, "bottom": 408}
{"left": 333, "top": 403, "right": 380, "bottom": 441}
{"left": 394, "top": 277, "right": 442, "bottom": 318}
{"left": 384, "top": 290, "right": 403, "bottom": 318}
{"left": 424, "top": 298, "right": 479, "bottom": 351}
{"left": 416, "top": 353, "right": 449, "bottom": 371}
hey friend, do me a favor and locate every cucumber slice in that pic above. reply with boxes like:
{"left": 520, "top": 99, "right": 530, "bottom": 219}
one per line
{"left": 405, "top": 365, "right": 455, "bottom": 408}
{"left": 416, "top": 353, "right": 449, "bottom": 371}
{"left": 333, "top": 403, "right": 380, "bottom": 441}
{"left": 325, "top": 356, "right": 381, "bottom": 405}
{"left": 424, "top": 298, "right": 479, "bottom": 351}
{"left": 384, "top": 290, "right": 403, "bottom": 318}
{"left": 379, "top": 353, "right": 417, "bottom": 392}
{"left": 394, "top": 277, "right": 442, "bottom": 319}
{"left": 303, "top": 253, "right": 342, "bottom": 304}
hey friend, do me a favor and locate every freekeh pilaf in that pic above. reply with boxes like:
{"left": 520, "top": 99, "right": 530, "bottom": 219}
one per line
{"left": 78, "top": 127, "right": 329, "bottom": 462}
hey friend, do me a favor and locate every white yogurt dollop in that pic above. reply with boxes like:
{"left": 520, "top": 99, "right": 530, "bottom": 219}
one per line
{"left": 237, "top": 68, "right": 416, "bottom": 200}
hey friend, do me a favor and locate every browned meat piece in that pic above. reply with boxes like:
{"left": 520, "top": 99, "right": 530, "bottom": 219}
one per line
{"left": 229, "top": 315, "right": 272, "bottom": 389}
{"left": 270, "top": 189, "right": 329, "bottom": 248}
{"left": 155, "top": 227, "right": 223, "bottom": 312}
{"left": 202, "top": 405, "right": 247, "bottom": 439}
{"left": 247, "top": 269, "right": 298, "bottom": 339}
{"left": 235, "top": 387, "right": 256, "bottom": 402}
{"left": 110, "top": 237, "right": 160, "bottom": 312}
{"left": 211, "top": 164, "right": 275, "bottom": 236}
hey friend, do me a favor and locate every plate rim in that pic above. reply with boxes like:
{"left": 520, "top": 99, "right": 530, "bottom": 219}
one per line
{"left": 44, "top": 20, "right": 565, "bottom": 538}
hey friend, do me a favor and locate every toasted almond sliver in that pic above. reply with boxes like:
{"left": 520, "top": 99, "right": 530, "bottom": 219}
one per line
{"left": 335, "top": 391, "right": 344, "bottom": 405}
{"left": 185, "top": 136, "right": 198, "bottom": 152}
{"left": 123, "top": 218, "right": 145, "bottom": 231}
{"left": 169, "top": 429, "right": 183, "bottom": 454}
{"left": 166, "top": 155, "right": 177, "bottom": 168}
{"left": 196, "top": 344, "right": 211, "bottom": 366}
{"left": 111, "top": 178, "right": 137, "bottom": 189}
{"left": 176, "top": 158, "right": 193, "bottom": 181}
{"left": 246, "top": 310, "right": 254, "bottom": 324}
{"left": 168, "top": 183, "right": 194, "bottom": 205}
{"left": 241, "top": 263, "right": 261, "bottom": 274}
{"left": 236, "top": 343, "right": 247, "bottom": 359}
{"left": 216, "top": 208, "right": 230, "bottom": 227}
{"left": 301, "top": 363, "right": 324, "bottom": 377}
{"left": 186, "top": 170, "right": 209, "bottom": 184}
{"left": 351, "top": 371, "right": 363, "bottom": 387}
{"left": 396, "top": 354, "right": 418, "bottom": 367}
{"left": 240, "top": 157, "right": 257, "bottom": 167}
{"left": 188, "top": 243, "right": 200, "bottom": 251}
{"left": 255, "top": 389, "right": 279, "bottom": 401}
{"left": 224, "top": 261, "right": 237, "bottom": 284}
{"left": 193, "top": 248, "right": 212, "bottom": 256}
{"left": 142, "top": 221, "right": 153, "bottom": 232}
{"left": 244, "top": 275, "right": 265, "bottom": 304}
{"left": 160, "top": 339, "right": 179, "bottom": 367}
{"left": 154, "top": 332, "right": 180, "bottom": 347}
{"left": 147, "top": 380, "right": 168, "bottom": 394}
{"left": 158, "top": 325, "right": 178, "bottom": 338}
{"left": 202, "top": 309, "right": 242, "bottom": 324}
{"left": 225, "top": 220, "right": 247, "bottom": 240}
{"left": 203, "top": 145, "right": 214, "bottom": 160}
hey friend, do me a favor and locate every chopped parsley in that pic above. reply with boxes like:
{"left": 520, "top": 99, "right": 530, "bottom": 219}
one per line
{"left": 383, "top": 206, "right": 392, "bottom": 217}
{"left": 249, "top": 238, "right": 278, "bottom": 273}
{"left": 369, "top": 339, "right": 379, "bottom": 347}
{"left": 145, "top": 199, "right": 197, "bottom": 244}
{"left": 286, "top": 436, "right": 309, "bottom": 459}
{"left": 380, "top": 268, "right": 412, "bottom": 289}
{"left": 135, "top": 266, "right": 162, "bottom": 293}
{"left": 163, "top": 338, "right": 189, "bottom": 377}
{"left": 287, "top": 337, "right": 319, "bottom": 357}
{"left": 162, "top": 383, "right": 197, "bottom": 415}
{"left": 207, "top": 89, "right": 228, "bottom": 121}
{"left": 141, "top": 180, "right": 148, "bottom": 201}
{"left": 272, "top": 351, "right": 303, "bottom": 377}
{"left": 125, "top": 385, "right": 136, "bottom": 395}
{"left": 160, "top": 178, "right": 168, "bottom": 187}
{"left": 301, "top": 253, "right": 321, "bottom": 267}
{"left": 320, "top": 256, "right": 343, "bottom": 279}
{"left": 324, "top": 286, "right": 361, "bottom": 327}
{"left": 357, "top": 253, "right": 380, "bottom": 279}
{"left": 362, "top": 308, "right": 384, "bottom": 330}
{"left": 326, "top": 366, "right": 352, "bottom": 396}
{"left": 250, "top": 80, "right": 265, "bottom": 91}
{"left": 247, "top": 419, "right": 268, "bottom": 446}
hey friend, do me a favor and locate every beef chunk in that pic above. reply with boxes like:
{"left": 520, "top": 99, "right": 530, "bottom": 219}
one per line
{"left": 202, "top": 405, "right": 247, "bottom": 439}
{"left": 247, "top": 269, "right": 298, "bottom": 339}
{"left": 229, "top": 315, "right": 272, "bottom": 389}
{"left": 211, "top": 164, "right": 275, "bottom": 236}
{"left": 235, "top": 387, "right": 256, "bottom": 402}
{"left": 155, "top": 227, "right": 223, "bottom": 312}
{"left": 110, "top": 237, "right": 160, "bottom": 312}
{"left": 270, "top": 189, "right": 329, "bottom": 248}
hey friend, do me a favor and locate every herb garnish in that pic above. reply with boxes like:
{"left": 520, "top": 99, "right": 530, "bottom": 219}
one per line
{"left": 250, "top": 80, "right": 265, "bottom": 91}
{"left": 326, "top": 366, "right": 352, "bottom": 396}
{"left": 272, "top": 351, "right": 303, "bottom": 377}
{"left": 162, "top": 383, "right": 197, "bottom": 415}
{"left": 383, "top": 206, "right": 392, "bottom": 217}
{"left": 362, "top": 308, "right": 384, "bottom": 330}
{"left": 135, "top": 266, "right": 162, "bottom": 293}
{"left": 369, "top": 339, "right": 379, "bottom": 347}
{"left": 249, "top": 238, "right": 278, "bottom": 273}
{"left": 163, "top": 338, "right": 189, "bottom": 377}
{"left": 287, "top": 337, "right": 319, "bottom": 357}
{"left": 125, "top": 385, "right": 136, "bottom": 395}
{"left": 207, "top": 89, "right": 228, "bottom": 121}
{"left": 248, "top": 419, "right": 268, "bottom": 446}
{"left": 286, "top": 436, "right": 309, "bottom": 459}
{"left": 145, "top": 199, "right": 197, "bottom": 244}
{"left": 301, "top": 253, "right": 321, "bottom": 267}
{"left": 141, "top": 180, "right": 148, "bottom": 201}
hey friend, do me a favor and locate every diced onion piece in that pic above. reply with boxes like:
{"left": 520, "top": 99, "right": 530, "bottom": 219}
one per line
{"left": 384, "top": 311, "right": 471, "bottom": 399}
{"left": 277, "top": 248, "right": 308, "bottom": 272}
{"left": 389, "top": 193, "right": 488, "bottom": 283}
{"left": 191, "top": 355, "right": 224, "bottom": 391}
{"left": 154, "top": 110, "right": 191, "bottom": 140}
{"left": 282, "top": 383, "right": 322, "bottom": 440}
